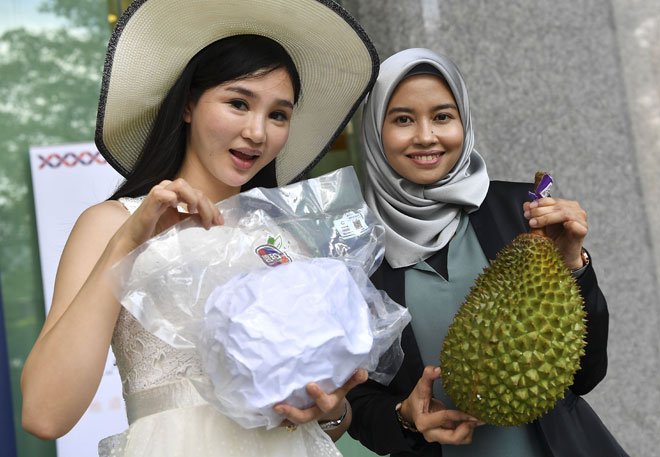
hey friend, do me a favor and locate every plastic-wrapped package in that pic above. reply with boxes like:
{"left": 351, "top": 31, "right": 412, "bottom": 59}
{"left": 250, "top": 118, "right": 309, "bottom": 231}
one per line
{"left": 108, "top": 167, "right": 411, "bottom": 429}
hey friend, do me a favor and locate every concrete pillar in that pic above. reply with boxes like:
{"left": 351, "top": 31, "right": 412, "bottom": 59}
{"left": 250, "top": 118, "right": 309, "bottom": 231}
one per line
{"left": 343, "top": 1, "right": 660, "bottom": 455}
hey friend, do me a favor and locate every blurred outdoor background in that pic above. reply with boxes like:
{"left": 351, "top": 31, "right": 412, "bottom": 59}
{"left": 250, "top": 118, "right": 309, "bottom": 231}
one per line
{"left": 1, "top": 1, "right": 658, "bottom": 456}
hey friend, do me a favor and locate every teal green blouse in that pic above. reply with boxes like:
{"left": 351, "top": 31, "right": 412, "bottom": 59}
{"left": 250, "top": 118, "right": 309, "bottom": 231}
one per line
{"left": 404, "top": 212, "right": 547, "bottom": 456}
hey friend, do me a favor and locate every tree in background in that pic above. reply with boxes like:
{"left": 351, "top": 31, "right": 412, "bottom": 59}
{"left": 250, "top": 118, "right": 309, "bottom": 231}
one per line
{"left": 0, "top": 1, "right": 109, "bottom": 455}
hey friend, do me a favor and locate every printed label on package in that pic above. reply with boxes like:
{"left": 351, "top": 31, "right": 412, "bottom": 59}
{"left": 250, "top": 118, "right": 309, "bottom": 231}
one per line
{"left": 333, "top": 210, "right": 368, "bottom": 239}
{"left": 255, "top": 234, "right": 292, "bottom": 267}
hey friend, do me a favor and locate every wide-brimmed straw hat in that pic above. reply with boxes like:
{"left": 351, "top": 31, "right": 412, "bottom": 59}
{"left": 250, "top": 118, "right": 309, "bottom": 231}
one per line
{"left": 95, "top": 0, "right": 379, "bottom": 185}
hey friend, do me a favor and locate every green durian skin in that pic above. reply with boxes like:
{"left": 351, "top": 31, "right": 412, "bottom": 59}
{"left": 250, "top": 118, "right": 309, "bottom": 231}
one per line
{"left": 440, "top": 233, "right": 586, "bottom": 427}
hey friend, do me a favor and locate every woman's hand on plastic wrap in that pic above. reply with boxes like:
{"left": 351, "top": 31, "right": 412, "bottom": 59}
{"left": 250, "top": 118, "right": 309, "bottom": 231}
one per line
{"left": 274, "top": 368, "right": 367, "bottom": 426}
{"left": 110, "top": 170, "right": 412, "bottom": 430}
{"left": 119, "top": 178, "right": 224, "bottom": 252}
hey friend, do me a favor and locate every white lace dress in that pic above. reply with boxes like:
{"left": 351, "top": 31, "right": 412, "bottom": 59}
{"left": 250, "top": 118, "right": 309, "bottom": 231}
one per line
{"left": 98, "top": 197, "right": 342, "bottom": 457}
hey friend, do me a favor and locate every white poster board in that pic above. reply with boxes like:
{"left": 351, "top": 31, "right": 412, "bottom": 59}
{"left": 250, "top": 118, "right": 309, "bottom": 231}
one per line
{"left": 29, "top": 142, "right": 128, "bottom": 457}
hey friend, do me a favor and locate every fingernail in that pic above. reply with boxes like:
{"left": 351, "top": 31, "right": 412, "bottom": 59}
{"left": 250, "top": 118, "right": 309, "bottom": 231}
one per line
{"left": 468, "top": 418, "right": 485, "bottom": 426}
{"left": 433, "top": 366, "right": 441, "bottom": 374}
{"left": 530, "top": 201, "right": 538, "bottom": 208}
{"left": 529, "top": 219, "right": 538, "bottom": 226}
{"left": 523, "top": 210, "right": 530, "bottom": 218}
{"left": 274, "top": 406, "right": 284, "bottom": 414}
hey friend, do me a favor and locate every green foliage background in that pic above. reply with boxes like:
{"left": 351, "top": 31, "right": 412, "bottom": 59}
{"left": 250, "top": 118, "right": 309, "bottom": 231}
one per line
{"left": 0, "top": 1, "right": 109, "bottom": 455}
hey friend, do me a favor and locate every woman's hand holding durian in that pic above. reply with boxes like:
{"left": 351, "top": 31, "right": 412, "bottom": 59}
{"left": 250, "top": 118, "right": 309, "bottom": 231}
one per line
{"left": 398, "top": 366, "right": 483, "bottom": 445}
{"left": 523, "top": 197, "right": 588, "bottom": 270}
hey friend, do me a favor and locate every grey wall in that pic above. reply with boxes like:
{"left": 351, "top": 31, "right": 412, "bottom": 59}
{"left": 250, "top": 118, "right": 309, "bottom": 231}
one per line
{"left": 343, "top": 1, "right": 660, "bottom": 456}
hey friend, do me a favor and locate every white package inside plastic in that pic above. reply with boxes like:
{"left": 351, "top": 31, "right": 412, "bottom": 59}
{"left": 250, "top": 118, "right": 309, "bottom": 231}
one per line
{"left": 109, "top": 167, "right": 411, "bottom": 429}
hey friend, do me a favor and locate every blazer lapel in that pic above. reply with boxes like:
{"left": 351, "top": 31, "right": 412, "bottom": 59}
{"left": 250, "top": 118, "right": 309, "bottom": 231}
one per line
{"left": 469, "top": 180, "right": 533, "bottom": 261}
{"left": 469, "top": 190, "right": 508, "bottom": 261}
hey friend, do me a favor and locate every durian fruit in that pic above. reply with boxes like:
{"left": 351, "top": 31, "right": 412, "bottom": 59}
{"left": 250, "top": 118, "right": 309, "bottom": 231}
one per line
{"left": 440, "top": 172, "right": 587, "bottom": 427}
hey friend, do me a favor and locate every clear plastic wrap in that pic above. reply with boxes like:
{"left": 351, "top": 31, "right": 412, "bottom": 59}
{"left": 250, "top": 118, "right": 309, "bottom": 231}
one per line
{"left": 108, "top": 167, "right": 411, "bottom": 429}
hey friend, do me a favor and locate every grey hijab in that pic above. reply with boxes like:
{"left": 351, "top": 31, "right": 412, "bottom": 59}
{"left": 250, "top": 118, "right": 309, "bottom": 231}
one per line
{"left": 363, "top": 48, "right": 489, "bottom": 268}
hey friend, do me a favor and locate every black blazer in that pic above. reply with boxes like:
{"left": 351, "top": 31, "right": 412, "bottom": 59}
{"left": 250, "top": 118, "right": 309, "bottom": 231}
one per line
{"left": 348, "top": 181, "right": 628, "bottom": 457}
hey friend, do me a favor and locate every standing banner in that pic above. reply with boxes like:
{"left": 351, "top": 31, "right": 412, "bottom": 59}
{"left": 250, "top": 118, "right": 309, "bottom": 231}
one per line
{"left": 0, "top": 277, "right": 17, "bottom": 457}
{"left": 29, "top": 142, "right": 127, "bottom": 457}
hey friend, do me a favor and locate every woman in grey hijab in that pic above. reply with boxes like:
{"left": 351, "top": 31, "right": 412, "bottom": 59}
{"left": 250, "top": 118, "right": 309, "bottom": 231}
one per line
{"left": 347, "top": 49, "right": 627, "bottom": 457}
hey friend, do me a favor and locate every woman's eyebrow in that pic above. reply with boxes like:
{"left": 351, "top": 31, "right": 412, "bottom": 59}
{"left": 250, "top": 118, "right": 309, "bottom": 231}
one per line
{"left": 433, "top": 104, "right": 458, "bottom": 111}
{"left": 387, "top": 104, "right": 458, "bottom": 116}
{"left": 226, "top": 86, "right": 294, "bottom": 109}
{"left": 275, "top": 99, "right": 295, "bottom": 109}
{"left": 226, "top": 85, "right": 255, "bottom": 98}
{"left": 387, "top": 106, "right": 413, "bottom": 116}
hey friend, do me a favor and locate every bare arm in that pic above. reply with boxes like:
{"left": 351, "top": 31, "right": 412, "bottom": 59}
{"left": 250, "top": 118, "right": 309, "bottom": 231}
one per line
{"left": 21, "top": 201, "right": 130, "bottom": 439}
{"left": 21, "top": 179, "right": 222, "bottom": 439}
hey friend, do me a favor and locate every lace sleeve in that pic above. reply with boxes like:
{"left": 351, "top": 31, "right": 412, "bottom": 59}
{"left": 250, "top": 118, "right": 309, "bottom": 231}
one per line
{"left": 118, "top": 196, "right": 146, "bottom": 215}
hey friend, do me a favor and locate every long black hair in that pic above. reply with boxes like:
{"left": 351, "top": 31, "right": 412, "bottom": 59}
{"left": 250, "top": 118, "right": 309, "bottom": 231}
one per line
{"left": 109, "top": 34, "right": 301, "bottom": 200}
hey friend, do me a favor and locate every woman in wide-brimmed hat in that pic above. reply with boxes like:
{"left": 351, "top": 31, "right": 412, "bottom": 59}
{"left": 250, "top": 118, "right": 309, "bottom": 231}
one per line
{"left": 20, "top": 1, "right": 378, "bottom": 455}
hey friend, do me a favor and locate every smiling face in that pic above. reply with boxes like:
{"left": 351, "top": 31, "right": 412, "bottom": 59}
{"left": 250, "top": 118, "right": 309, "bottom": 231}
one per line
{"left": 381, "top": 74, "right": 464, "bottom": 185}
{"left": 179, "top": 67, "right": 294, "bottom": 201}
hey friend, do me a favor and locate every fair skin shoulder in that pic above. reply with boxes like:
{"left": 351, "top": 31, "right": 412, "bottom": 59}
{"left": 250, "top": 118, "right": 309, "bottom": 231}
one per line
{"left": 21, "top": 200, "right": 128, "bottom": 439}
{"left": 21, "top": 180, "right": 222, "bottom": 439}
{"left": 383, "top": 74, "right": 589, "bottom": 445}
{"left": 22, "top": 67, "right": 362, "bottom": 440}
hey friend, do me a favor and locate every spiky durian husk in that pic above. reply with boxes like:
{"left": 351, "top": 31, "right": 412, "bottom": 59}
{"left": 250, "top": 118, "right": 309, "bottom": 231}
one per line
{"left": 440, "top": 233, "right": 586, "bottom": 427}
